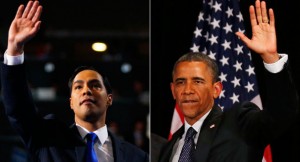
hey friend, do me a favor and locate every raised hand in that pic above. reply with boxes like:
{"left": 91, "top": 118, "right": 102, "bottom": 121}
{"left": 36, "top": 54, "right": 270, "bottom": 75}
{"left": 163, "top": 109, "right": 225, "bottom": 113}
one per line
{"left": 236, "top": 0, "right": 278, "bottom": 63}
{"left": 7, "top": 1, "right": 42, "bottom": 56}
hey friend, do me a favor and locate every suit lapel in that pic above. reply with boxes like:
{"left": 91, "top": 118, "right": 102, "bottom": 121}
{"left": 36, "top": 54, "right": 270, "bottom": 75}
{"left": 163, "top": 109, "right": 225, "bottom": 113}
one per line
{"left": 70, "top": 126, "right": 123, "bottom": 162}
{"left": 159, "top": 127, "right": 184, "bottom": 162}
{"left": 109, "top": 130, "right": 124, "bottom": 162}
{"left": 69, "top": 124, "right": 86, "bottom": 162}
{"left": 75, "top": 145, "right": 86, "bottom": 162}
{"left": 193, "top": 105, "right": 222, "bottom": 162}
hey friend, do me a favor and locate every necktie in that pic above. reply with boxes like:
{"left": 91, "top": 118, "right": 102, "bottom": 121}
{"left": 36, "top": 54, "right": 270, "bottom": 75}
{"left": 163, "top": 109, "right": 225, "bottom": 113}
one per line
{"left": 178, "top": 127, "right": 196, "bottom": 162}
{"left": 86, "top": 132, "right": 98, "bottom": 162}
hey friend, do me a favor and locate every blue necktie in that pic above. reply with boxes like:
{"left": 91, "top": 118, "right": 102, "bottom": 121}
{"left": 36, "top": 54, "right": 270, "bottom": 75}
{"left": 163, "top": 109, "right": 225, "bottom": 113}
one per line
{"left": 178, "top": 127, "right": 196, "bottom": 162}
{"left": 86, "top": 132, "right": 98, "bottom": 162}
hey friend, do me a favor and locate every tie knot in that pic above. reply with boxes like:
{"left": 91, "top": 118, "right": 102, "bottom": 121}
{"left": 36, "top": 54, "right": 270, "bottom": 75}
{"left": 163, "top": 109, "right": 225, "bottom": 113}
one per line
{"left": 86, "top": 132, "right": 98, "bottom": 143}
{"left": 185, "top": 127, "right": 196, "bottom": 140}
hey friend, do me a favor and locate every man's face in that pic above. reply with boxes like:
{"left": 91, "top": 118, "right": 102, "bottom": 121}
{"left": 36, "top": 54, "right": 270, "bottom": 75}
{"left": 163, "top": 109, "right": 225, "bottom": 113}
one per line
{"left": 170, "top": 61, "right": 222, "bottom": 125}
{"left": 69, "top": 70, "right": 112, "bottom": 123}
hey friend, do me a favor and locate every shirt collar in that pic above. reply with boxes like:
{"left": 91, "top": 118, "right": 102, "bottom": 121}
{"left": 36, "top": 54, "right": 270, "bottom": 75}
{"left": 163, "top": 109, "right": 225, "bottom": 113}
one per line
{"left": 76, "top": 124, "right": 109, "bottom": 145}
{"left": 184, "top": 108, "right": 211, "bottom": 134}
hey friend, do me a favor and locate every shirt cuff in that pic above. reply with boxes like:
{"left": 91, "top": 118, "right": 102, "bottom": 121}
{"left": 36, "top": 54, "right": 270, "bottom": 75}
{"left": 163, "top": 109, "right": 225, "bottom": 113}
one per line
{"left": 263, "top": 54, "right": 288, "bottom": 74}
{"left": 3, "top": 51, "right": 24, "bottom": 65}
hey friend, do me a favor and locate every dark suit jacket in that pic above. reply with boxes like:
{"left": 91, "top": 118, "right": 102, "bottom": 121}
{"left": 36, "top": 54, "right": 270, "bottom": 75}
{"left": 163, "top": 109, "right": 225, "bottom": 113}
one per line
{"left": 1, "top": 63, "right": 149, "bottom": 162}
{"left": 151, "top": 133, "right": 167, "bottom": 162}
{"left": 159, "top": 64, "right": 299, "bottom": 162}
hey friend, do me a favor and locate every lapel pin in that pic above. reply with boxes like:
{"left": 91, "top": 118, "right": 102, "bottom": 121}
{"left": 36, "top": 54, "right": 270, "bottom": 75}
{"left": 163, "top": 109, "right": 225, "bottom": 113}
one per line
{"left": 210, "top": 124, "right": 215, "bottom": 128}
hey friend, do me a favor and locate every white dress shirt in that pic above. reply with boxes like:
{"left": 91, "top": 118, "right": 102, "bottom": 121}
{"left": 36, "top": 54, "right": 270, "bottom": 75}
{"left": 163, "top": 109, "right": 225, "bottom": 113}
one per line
{"left": 76, "top": 124, "right": 114, "bottom": 162}
{"left": 171, "top": 110, "right": 211, "bottom": 162}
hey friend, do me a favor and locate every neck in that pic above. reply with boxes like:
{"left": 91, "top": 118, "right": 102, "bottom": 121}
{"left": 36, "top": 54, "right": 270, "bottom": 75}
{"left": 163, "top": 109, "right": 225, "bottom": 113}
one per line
{"left": 75, "top": 118, "right": 105, "bottom": 132}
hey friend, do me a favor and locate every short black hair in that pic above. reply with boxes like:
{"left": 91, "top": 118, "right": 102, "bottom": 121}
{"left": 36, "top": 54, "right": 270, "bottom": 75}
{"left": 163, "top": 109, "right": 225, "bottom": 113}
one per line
{"left": 68, "top": 66, "right": 112, "bottom": 94}
{"left": 172, "top": 52, "right": 219, "bottom": 83}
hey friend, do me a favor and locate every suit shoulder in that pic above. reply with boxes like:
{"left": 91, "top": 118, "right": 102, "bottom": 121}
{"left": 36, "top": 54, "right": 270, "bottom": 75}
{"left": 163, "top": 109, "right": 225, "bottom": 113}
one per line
{"left": 121, "top": 140, "right": 149, "bottom": 161}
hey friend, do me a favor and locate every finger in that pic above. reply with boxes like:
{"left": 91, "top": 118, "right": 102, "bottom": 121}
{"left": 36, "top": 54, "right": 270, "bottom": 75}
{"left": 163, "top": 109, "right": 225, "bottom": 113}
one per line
{"left": 32, "top": 6, "right": 43, "bottom": 23}
{"left": 31, "top": 21, "right": 42, "bottom": 35}
{"left": 235, "top": 32, "right": 251, "bottom": 47}
{"left": 255, "top": 0, "right": 263, "bottom": 24}
{"left": 261, "top": 1, "right": 268, "bottom": 23}
{"left": 15, "top": 5, "right": 25, "bottom": 19}
{"left": 269, "top": 8, "right": 275, "bottom": 27}
{"left": 27, "top": 1, "right": 40, "bottom": 20}
{"left": 22, "top": 1, "right": 34, "bottom": 18}
{"left": 26, "top": 21, "right": 41, "bottom": 39}
{"left": 249, "top": 5, "right": 257, "bottom": 27}
{"left": 34, "top": 21, "right": 42, "bottom": 31}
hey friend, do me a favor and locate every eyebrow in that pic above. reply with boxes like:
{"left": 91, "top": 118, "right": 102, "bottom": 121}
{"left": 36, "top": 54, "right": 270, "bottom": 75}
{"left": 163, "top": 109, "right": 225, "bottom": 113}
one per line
{"left": 73, "top": 79, "right": 101, "bottom": 85}
{"left": 192, "top": 77, "right": 205, "bottom": 81}
{"left": 175, "top": 76, "right": 205, "bottom": 82}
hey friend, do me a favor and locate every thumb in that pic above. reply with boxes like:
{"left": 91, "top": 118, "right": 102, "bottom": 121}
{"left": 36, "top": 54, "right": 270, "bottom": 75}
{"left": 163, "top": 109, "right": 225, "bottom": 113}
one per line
{"left": 235, "top": 32, "right": 250, "bottom": 46}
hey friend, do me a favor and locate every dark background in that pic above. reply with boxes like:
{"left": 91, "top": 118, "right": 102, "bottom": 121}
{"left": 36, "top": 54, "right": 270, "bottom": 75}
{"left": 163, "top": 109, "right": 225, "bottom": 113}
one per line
{"left": 0, "top": 0, "right": 149, "bottom": 161}
{"left": 151, "top": 0, "right": 300, "bottom": 161}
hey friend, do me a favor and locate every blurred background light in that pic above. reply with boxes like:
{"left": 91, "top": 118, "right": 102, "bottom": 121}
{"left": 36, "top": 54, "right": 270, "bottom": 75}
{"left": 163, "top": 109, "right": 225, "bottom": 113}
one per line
{"left": 44, "top": 62, "right": 55, "bottom": 73}
{"left": 121, "top": 62, "right": 132, "bottom": 73}
{"left": 92, "top": 42, "right": 107, "bottom": 52}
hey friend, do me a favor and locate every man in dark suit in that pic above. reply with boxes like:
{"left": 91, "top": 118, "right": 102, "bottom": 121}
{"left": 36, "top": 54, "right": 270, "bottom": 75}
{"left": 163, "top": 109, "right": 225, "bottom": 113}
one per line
{"left": 158, "top": 0, "right": 299, "bottom": 162}
{"left": 1, "top": 1, "right": 148, "bottom": 162}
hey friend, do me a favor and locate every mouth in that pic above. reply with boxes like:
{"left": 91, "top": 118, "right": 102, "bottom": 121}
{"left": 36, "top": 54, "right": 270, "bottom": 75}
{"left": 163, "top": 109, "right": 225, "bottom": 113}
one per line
{"left": 182, "top": 99, "right": 197, "bottom": 103}
{"left": 181, "top": 100, "right": 198, "bottom": 105}
{"left": 80, "top": 99, "right": 96, "bottom": 105}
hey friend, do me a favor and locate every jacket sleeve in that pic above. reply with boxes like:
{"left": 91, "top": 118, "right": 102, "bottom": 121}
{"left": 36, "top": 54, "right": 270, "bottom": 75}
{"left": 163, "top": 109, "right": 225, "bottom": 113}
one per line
{"left": 236, "top": 62, "right": 299, "bottom": 144}
{"left": 1, "top": 63, "right": 40, "bottom": 146}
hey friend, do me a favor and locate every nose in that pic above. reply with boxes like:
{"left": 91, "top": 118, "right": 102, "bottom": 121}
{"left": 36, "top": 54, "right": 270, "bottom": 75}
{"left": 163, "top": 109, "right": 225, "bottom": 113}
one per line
{"left": 83, "top": 85, "right": 92, "bottom": 95}
{"left": 183, "top": 83, "right": 194, "bottom": 95}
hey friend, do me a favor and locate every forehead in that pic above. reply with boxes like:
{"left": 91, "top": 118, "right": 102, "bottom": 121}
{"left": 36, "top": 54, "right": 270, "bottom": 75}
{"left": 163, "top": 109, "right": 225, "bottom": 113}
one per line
{"left": 73, "top": 70, "right": 103, "bottom": 82}
{"left": 175, "top": 61, "right": 209, "bottom": 74}
{"left": 174, "top": 61, "right": 212, "bottom": 79}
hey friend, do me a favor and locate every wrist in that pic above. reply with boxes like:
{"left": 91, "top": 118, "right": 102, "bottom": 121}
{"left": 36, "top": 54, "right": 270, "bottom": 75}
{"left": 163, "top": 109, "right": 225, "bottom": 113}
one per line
{"left": 261, "top": 53, "right": 280, "bottom": 64}
{"left": 7, "top": 43, "right": 24, "bottom": 56}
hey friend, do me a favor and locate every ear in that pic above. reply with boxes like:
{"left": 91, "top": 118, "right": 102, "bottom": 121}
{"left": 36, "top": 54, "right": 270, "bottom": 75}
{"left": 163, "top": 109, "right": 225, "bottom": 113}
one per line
{"left": 107, "top": 94, "right": 113, "bottom": 106}
{"left": 69, "top": 97, "right": 74, "bottom": 110}
{"left": 170, "top": 82, "right": 176, "bottom": 100}
{"left": 213, "top": 81, "right": 223, "bottom": 99}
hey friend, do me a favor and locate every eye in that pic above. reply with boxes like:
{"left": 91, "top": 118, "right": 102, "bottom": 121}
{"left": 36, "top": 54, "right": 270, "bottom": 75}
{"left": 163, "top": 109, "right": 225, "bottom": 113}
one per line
{"left": 175, "top": 80, "right": 184, "bottom": 85}
{"left": 74, "top": 85, "right": 82, "bottom": 90}
{"left": 194, "top": 79, "right": 204, "bottom": 84}
{"left": 92, "top": 83, "right": 101, "bottom": 89}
